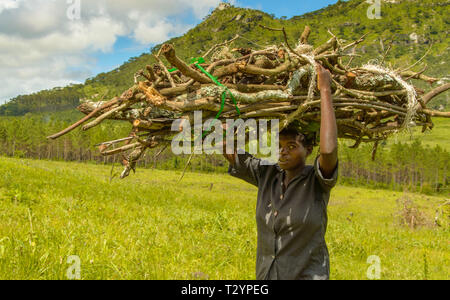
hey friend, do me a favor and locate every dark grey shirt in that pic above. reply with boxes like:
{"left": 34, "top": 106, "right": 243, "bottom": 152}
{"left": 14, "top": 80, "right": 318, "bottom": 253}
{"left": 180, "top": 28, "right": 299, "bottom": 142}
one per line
{"left": 228, "top": 152, "right": 338, "bottom": 280}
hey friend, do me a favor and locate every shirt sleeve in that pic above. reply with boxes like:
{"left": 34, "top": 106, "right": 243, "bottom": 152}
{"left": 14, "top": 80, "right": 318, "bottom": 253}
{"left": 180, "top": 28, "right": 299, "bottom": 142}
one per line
{"left": 314, "top": 155, "right": 339, "bottom": 192}
{"left": 228, "top": 151, "right": 267, "bottom": 187}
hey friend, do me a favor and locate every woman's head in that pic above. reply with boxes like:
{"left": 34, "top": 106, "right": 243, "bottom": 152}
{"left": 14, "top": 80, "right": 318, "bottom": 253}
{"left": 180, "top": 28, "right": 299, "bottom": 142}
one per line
{"left": 277, "top": 126, "right": 314, "bottom": 171}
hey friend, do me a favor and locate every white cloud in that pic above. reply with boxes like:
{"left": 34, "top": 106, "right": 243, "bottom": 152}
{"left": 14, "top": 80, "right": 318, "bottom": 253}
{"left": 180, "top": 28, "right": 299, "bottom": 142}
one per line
{"left": 133, "top": 19, "right": 192, "bottom": 44}
{"left": 179, "top": 0, "right": 221, "bottom": 18}
{"left": 0, "top": 0, "right": 221, "bottom": 104}
{"left": 0, "top": 0, "right": 20, "bottom": 14}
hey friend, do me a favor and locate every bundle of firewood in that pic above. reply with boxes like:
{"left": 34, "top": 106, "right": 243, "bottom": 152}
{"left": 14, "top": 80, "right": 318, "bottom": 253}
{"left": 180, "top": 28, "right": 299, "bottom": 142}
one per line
{"left": 48, "top": 26, "right": 450, "bottom": 178}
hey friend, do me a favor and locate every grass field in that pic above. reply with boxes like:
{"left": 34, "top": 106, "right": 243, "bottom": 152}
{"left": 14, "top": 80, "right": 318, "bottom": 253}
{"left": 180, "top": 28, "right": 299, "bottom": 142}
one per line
{"left": 392, "top": 117, "right": 450, "bottom": 151}
{"left": 0, "top": 157, "right": 448, "bottom": 280}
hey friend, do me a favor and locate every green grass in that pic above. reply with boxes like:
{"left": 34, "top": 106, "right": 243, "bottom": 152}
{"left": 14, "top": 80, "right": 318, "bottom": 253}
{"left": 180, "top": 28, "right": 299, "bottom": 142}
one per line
{"left": 0, "top": 157, "right": 448, "bottom": 280}
{"left": 391, "top": 118, "right": 450, "bottom": 150}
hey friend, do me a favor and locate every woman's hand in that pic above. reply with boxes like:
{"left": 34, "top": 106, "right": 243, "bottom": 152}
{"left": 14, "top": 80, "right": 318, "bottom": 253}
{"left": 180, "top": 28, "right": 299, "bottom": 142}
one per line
{"left": 316, "top": 63, "right": 332, "bottom": 92}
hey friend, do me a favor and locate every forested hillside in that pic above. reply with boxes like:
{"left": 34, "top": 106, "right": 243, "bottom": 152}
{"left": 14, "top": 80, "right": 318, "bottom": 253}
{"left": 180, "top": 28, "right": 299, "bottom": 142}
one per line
{"left": 1, "top": 0, "right": 448, "bottom": 115}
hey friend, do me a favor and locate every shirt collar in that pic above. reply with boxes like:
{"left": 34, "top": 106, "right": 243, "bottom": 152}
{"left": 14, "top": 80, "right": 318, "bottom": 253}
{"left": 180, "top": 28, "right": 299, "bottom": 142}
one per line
{"left": 277, "top": 163, "right": 313, "bottom": 183}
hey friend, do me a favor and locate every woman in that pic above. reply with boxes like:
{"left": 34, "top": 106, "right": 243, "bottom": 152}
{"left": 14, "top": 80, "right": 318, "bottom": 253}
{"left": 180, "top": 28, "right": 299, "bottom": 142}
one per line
{"left": 223, "top": 64, "right": 338, "bottom": 280}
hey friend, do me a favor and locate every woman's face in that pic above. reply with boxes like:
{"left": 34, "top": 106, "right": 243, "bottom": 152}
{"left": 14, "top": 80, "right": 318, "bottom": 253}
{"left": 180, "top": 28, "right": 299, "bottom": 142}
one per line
{"left": 277, "top": 134, "right": 312, "bottom": 171}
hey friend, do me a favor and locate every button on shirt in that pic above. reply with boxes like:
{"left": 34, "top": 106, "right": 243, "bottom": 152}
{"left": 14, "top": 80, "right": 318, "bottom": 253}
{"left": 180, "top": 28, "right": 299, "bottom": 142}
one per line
{"left": 228, "top": 152, "right": 338, "bottom": 280}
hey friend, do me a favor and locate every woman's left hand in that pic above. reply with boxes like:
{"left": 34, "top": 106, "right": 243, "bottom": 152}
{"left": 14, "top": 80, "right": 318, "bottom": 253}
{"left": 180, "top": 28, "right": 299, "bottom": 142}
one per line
{"left": 316, "top": 63, "right": 332, "bottom": 92}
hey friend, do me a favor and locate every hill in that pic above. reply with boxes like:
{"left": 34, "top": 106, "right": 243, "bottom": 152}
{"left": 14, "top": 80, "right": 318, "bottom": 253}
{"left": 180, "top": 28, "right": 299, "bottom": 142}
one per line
{"left": 0, "top": 0, "right": 448, "bottom": 116}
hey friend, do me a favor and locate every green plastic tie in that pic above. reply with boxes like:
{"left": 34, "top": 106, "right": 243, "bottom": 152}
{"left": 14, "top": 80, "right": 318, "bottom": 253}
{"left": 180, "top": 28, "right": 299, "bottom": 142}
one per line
{"left": 168, "top": 57, "right": 240, "bottom": 140}
{"left": 190, "top": 58, "right": 240, "bottom": 138}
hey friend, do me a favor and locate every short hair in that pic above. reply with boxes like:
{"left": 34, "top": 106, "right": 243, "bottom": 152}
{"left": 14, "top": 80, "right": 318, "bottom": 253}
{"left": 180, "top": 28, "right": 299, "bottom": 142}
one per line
{"left": 279, "top": 124, "right": 316, "bottom": 147}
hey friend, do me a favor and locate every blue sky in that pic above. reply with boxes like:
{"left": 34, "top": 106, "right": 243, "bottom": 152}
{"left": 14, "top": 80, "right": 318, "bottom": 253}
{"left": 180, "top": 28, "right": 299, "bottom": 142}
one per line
{"left": 0, "top": 0, "right": 338, "bottom": 103}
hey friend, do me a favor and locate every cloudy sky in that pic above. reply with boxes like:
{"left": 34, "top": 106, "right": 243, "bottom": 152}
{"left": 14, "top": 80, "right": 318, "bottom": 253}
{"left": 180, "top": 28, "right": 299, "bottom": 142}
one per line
{"left": 0, "top": 0, "right": 337, "bottom": 104}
